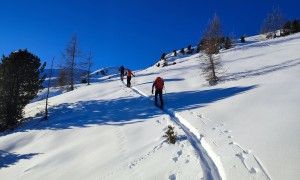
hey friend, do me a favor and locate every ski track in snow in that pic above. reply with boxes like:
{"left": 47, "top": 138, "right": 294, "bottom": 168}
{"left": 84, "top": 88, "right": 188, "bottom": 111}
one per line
{"left": 99, "top": 134, "right": 165, "bottom": 179}
{"left": 131, "top": 86, "right": 223, "bottom": 180}
{"left": 193, "top": 111, "right": 271, "bottom": 179}
{"left": 130, "top": 85, "right": 273, "bottom": 180}
{"left": 128, "top": 141, "right": 165, "bottom": 169}
{"left": 253, "top": 155, "right": 272, "bottom": 180}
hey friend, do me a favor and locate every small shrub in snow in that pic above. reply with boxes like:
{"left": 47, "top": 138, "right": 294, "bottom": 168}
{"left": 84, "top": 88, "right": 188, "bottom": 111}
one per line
{"left": 187, "top": 49, "right": 194, "bottom": 54}
{"left": 186, "top": 45, "right": 194, "bottom": 54}
{"left": 224, "top": 37, "right": 232, "bottom": 49}
{"left": 161, "top": 53, "right": 166, "bottom": 60}
{"left": 282, "top": 20, "right": 292, "bottom": 36}
{"left": 173, "top": 50, "right": 177, "bottom": 57}
{"left": 100, "top": 69, "right": 106, "bottom": 75}
{"left": 180, "top": 48, "right": 185, "bottom": 54}
{"left": 292, "top": 19, "right": 300, "bottom": 33}
{"left": 162, "top": 58, "right": 168, "bottom": 67}
{"left": 180, "top": 48, "right": 185, "bottom": 55}
{"left": 241, "top": 36, "right": 246, "bottom": 43}
{"left": 196, "top": 45, "right": 201, "bottom": 53}
{"left": 163, "top": 125, "right": 177, "bottom": 144}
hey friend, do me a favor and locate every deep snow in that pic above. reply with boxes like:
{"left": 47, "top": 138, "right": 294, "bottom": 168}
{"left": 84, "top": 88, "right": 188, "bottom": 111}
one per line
{"left": 1, "top": 33, "right": 300, "bottom": 180}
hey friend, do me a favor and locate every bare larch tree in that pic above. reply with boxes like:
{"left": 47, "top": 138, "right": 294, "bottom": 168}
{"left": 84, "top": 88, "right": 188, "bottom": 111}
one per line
{"left": 201, "top": 14, "right": 223, "bottom": 85}
{"left": 81, "top": 49, "right": 93, "bottom": 85}
{"left": 61, "top": 33, "right": 81, "bottom": 91}
{"left": 260, "top": 6, "right": 284, "bottom": 38}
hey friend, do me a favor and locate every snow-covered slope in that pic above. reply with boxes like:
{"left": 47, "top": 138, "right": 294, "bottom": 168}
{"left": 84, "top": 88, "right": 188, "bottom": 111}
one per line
{"left": 1, "top": 33, "right": 300, "bottom": 180}
{"left": 90, "top": 66, "right": 120, "bottom": 79}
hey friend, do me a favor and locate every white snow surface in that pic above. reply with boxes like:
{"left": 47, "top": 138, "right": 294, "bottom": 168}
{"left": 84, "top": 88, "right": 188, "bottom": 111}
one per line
{"left": 1, "top": 33, "right": 300, "bottom": 180}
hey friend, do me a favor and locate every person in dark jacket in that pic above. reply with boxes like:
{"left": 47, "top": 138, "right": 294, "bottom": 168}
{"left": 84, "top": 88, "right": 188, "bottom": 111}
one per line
{"left": 152, "top": 77, "right": 164, "bottom": 108}
{"left": 119, "top": 65, "right": 125, "bottom": 81}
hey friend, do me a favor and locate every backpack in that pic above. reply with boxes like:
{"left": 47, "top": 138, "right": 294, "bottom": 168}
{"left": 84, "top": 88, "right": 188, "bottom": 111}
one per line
{"left": 127, "top": 70, "right": 132, "bottom": 76}
{"left": 155, "top": 77, "right": 164, "bottom": 89}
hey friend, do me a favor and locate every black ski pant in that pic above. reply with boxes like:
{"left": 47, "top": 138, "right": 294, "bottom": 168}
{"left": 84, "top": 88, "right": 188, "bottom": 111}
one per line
{"left": 155, "top": 89, "right": 164, "bottom": 107}
{"left": 127, "top": 76, "right": 131, "bottom": 87}
{"left": 121, "top": 71, "right": 124, "bottom": 81}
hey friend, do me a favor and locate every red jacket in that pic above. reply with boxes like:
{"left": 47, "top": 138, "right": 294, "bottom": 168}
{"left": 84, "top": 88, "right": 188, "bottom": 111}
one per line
{"left": 152, "top": 77, "right": 164, "bottom": 90}
{"left": 125, "top": 70, "right": 135, "bottom": 77}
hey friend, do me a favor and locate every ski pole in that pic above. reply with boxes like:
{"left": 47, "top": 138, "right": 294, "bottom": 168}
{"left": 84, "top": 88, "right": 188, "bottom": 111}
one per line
{"left": 163, "top": 88, "right": 167, "bottom": 104}
{"left": 133, "top": 76, "right": 136, "bottom": 85}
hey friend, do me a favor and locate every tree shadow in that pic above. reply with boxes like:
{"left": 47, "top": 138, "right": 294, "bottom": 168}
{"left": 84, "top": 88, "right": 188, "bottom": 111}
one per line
{"left": 135, "top": 78, "right": 184, "bottom": 86}
{"left": 221, "top": 58, "right": 300, "bottom": 82}
{"left": 135, "top": 81, "right": 153, "bottom": 86}
{"left": 225, "top": 53, "right": 266, "bottom": 63}
{"left": 164, "top": 85, "right": 257, "bottom": 111}
{"left": 0, "top": 150, "right": 39, "bottom": 169}
{"left": 1, "top": 85, "right": 257, "bottom": 136}
{"left": 1, "top": 96, "right": 165, "bottom": 136}
{"left": 135, "top": 72, "right": 159, "bottom": 78}
{"left": 164, "top": 78, "right": 185, "bottom": 82}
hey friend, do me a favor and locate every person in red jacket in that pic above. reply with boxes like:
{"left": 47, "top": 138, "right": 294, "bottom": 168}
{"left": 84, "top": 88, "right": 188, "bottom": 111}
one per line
{"left": 152, "top": 77, "right": 164, "bottom": 108}
{"left": 124, "top": 69, "right": 135, "bottom": 87}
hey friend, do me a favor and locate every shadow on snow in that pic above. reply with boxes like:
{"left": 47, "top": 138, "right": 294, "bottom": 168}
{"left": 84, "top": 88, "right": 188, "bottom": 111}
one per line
{"left": 1, "top": 85, "right": 256, "bottom": 136}
{"left": 4, "top": 96, "right": 165, "bottom": 134}
{"left": 164, "top": 85, "right": 257, "bottom": 111}
{"left": 221, "top": 58, "right": 300, "bottom": 82}
{"left": 0, "top": 150, "right": 39, "bottom": 169}
{"left": 135, "top": 78, "right": 184, "bottom": 86}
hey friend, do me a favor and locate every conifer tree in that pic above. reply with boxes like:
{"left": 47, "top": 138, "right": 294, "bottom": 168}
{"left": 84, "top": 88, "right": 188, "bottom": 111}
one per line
{"left": 161, "top": 53, "right": 166, "bottom": 60}
{"left": 0, "top": 50, "right": 46, "bottom": 131}
{"left": 187, "top": 45, "right": 194, "bottom": 54}
{"left": 291, "top": 19, "right": 300, "bottom": 33}
{"left": 241, "top": 36, "right": 246, "bottom": 43}
{"left": 163, "top": 125, "right": 177, "bottom": 144}
{"left": 224, "top": 37, "right": 232, "bottom": 49}
{"left": 180, "top": 48, "right": 185, "bottom": 55}
{"left": 173, "top": 50, "right": 177, "bottom": 57}
{"left": 282, "top": 20, "right": 292, "bottom": 35}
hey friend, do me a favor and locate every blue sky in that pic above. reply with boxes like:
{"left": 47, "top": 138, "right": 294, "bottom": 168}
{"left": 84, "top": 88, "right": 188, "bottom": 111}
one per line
{"left": 0, "top": 0, "right": 299, "bottom": 71}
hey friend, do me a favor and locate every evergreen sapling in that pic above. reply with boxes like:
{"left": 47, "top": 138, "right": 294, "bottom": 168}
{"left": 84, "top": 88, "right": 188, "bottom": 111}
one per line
{"left": 163, "top": 125, "right": 177, "bottom": 144}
